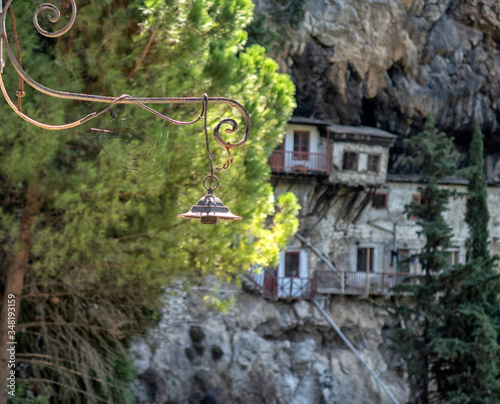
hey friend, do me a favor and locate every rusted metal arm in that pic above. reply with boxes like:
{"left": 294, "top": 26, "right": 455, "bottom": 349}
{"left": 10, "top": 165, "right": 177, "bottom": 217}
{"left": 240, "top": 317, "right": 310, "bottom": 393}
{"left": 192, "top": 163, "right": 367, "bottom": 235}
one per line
{"left": 0, "top": 0, "right": 251, "bottom": 149}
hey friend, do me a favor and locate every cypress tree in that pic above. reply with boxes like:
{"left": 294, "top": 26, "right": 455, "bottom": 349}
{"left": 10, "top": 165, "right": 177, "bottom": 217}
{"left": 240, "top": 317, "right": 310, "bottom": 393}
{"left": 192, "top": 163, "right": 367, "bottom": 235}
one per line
{"left": 391, "top": 116, "right": 458, "bottom": 404}
{"left": 428, "top": 125, "right": 500, "bottom": 403}
{"left": 465, "top": 125, "right": 491, "bottom": 262}
{"left": 392, "top": 121, "right": 500, "bottom": 403}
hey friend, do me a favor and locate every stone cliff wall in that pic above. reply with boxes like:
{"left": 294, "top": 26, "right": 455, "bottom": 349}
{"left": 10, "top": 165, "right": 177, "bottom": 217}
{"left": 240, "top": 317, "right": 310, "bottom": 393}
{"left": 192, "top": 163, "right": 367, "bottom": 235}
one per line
{"left": 129, "top": 2, "right": 500, "bottom": 402}
{"left": 255, "top": 0, "right": 500, "bottom": 152}
{"left": 131, "top": 284, "right": 408, "bottom": 403}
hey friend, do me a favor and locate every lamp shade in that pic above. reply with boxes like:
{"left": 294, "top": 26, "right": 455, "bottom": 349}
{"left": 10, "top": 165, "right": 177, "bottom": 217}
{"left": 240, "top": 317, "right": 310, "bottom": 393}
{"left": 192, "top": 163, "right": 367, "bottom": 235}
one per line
{"left": 178, "top": 191, "right": 242, "bottom": 224}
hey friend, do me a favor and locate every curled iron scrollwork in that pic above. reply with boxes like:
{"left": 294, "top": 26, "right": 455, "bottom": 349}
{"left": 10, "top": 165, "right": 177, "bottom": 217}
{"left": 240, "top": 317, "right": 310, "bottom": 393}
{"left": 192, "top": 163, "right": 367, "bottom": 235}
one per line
{"left": 214, "top": 118, "right": 241, "bottom": 149}
{"left": 32, "top": 0, "right": 77, "bottom": 38}
{"left": 0, "top": 0, "right": 251, "bottom": 150}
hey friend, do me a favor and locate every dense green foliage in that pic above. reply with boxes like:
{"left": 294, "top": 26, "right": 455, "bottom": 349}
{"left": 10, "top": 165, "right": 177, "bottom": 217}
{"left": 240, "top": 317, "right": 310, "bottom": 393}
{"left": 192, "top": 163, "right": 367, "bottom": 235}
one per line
{"left": 392, "top": 119, "right": 500, "bottom": 403}
{"left": 465, "top": 125, "right": 492, "bottom": 262}
{"left": 428, "top": 126, "right": 500, "bottom": 403}
{"left": 391, "top": 117, "right": 458, "bottom": 403}
{"left": 0, "top": 0, "right": 298, "bottom": 402}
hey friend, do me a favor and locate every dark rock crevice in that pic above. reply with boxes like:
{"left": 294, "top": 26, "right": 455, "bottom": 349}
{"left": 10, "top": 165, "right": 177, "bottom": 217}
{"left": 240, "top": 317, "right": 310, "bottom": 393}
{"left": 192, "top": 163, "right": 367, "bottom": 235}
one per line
{"left": 256, "top": 0, "right": 500, "bottom": 153}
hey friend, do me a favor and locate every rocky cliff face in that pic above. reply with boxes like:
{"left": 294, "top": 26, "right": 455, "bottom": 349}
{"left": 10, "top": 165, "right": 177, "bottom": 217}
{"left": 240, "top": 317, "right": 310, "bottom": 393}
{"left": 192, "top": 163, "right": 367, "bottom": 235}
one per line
{"left": 130, "top": 3, "right": 500, "bottom": 402}
{"left": 255, "top": 0, "right": 500, "bottom": 150}
{"left": 131, "top": 284, "right": 408, "bottom": 404}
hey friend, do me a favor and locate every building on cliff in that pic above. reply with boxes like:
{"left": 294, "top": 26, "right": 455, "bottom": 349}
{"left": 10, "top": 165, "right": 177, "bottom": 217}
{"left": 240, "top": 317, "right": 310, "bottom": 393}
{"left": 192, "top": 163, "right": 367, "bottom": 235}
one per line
{"left": 244, "top": 118, "right": 500, "bottom": 300}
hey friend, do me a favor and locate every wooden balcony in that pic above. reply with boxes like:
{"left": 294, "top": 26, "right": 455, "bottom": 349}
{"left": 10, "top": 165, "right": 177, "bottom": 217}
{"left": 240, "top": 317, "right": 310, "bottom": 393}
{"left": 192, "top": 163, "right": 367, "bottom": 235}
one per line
{"left": 314, "top": 270, "right": 418, "bottom": 296}
{"left": 243, "top": 267, "right": 316, "bottom": 300}
{"left": 268, "top": 150, "right": 329, "bottom": 175}
{"left": 243, "top": 268, "right": 418, "bottom": 300}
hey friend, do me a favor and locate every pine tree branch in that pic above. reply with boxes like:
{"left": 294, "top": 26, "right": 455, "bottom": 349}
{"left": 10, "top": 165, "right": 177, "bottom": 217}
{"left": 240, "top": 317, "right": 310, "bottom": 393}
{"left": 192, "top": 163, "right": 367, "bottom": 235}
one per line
{"left": 126, "top": 26, "right": 158, "bottom": 80}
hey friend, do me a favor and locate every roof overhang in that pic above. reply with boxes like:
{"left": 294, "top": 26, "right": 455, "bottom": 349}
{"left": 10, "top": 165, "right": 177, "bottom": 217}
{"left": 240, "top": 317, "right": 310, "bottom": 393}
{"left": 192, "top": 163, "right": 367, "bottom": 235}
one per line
{"left": 289, "top": 116, "right": 332, "bottom": 126}
{"left": 329, "top": 123, "right": 397, "bottom": 147}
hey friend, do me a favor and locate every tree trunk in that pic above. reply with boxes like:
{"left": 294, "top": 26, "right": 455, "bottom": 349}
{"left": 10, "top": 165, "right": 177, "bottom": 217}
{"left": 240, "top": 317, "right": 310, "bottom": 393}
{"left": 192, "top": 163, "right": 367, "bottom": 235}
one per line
{"left": 0, "top": 184, "right": 43, "bottom": 404}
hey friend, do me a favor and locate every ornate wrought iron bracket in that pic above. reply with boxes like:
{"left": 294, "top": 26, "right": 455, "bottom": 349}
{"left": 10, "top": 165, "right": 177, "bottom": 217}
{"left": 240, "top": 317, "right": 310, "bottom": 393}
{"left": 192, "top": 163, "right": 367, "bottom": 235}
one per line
{"left": 0, "top": 0, "right": 252, "bottom": 223}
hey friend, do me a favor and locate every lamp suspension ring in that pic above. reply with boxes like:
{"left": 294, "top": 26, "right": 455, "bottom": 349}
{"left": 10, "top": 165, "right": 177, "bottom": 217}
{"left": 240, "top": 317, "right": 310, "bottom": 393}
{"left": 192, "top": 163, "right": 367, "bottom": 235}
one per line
{"left": 203, "top": 175, "right": 219, "bottom": 191}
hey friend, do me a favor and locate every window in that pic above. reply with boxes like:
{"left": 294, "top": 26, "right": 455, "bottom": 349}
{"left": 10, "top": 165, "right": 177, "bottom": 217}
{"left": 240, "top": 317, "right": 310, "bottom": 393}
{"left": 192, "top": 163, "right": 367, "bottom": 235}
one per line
{"left": 293, "top": 131, "right": 309, "bottom": 160}
{"left": 357, "top": 248, "right": 374, "bottom": 273}
{"left": 396, "top": 249, "right": 411, "bottom": 273}
{"left": 410, "top": 194, "right": 421, "bottom": 221}
{"left": 284, "top": 252, "right": 300, "bottom": 277}
{"left": 367, "top": 155, "right": 380, "bottom": 173}
{"left": 343, "top": 152, "right": 359, "bottom": 171}
{"left": 372, "top": 193, "right": 388, "bottom": 209}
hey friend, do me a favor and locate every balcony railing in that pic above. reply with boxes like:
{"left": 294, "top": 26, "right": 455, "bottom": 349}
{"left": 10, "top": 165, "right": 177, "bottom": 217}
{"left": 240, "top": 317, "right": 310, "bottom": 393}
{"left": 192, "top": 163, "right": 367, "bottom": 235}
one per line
{"left": 244, "top": 268, "right": 418, "bottom": 300}
{"left": 277, "top": 277, "right": 316, "bottom": 299}
{"left": 315, "top": 270, "right": 418, "bottom": 296}
{"left": 243, "top": 267, "right": 315, "bottom": 300}
{"left": 269, "top": 150, "right": 329, "bottom": 174}
{"left": 243, "top": 267, "right": 277, "bottom": 300}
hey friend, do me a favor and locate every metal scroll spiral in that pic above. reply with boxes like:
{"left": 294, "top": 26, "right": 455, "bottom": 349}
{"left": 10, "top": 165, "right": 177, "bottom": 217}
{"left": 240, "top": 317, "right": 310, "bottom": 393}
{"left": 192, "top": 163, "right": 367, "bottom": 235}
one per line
{"left": 33, "top": 0, "right": 77, "bottom": 38}
{"left": 213, "top": 118, "right": 241, "bottom": 149}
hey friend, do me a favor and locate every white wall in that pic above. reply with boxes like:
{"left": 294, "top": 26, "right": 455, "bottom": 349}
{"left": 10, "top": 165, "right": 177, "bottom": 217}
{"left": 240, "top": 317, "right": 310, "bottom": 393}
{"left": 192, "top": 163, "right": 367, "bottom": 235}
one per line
{"left": 274, "top": 179, "right": 500, "bottom": 279}
{"left": 280, "top": 124, "right": 327, "bottom": 172}
{"left": 278, "top": 250, "right": 308, "bottom": 278}
{"left": 285, "top": 124, "right": 325, "bottom": 154}
{"left": 330, "top": 142, "right": 389, "bottom": 186}
{"left": 356, "top": 181, "right": 500, "bottom": 273}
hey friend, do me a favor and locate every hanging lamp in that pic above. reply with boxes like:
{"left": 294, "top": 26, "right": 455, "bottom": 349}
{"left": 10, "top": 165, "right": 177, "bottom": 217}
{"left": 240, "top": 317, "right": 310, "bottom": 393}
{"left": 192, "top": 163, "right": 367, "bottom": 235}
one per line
{"left": 0, "top": 0, "right": 251, "bottom": 223}
{"left": 178, "top": 95, "right": 242, "bottom": 224}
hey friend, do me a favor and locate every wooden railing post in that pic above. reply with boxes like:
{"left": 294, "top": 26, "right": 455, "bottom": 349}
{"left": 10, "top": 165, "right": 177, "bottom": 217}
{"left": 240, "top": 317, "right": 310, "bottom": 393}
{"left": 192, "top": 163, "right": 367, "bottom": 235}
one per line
{"left": 269, "top": 150, "right": 329, "bottom": 174}
{"left": 281, "top": 270, "right": 418, "bottom": 298}
{"left": 273, "top": 270, "right": 278, "bottom": 300}
{"left": 364, "top": 249, "right": 370, "bottom": 298}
